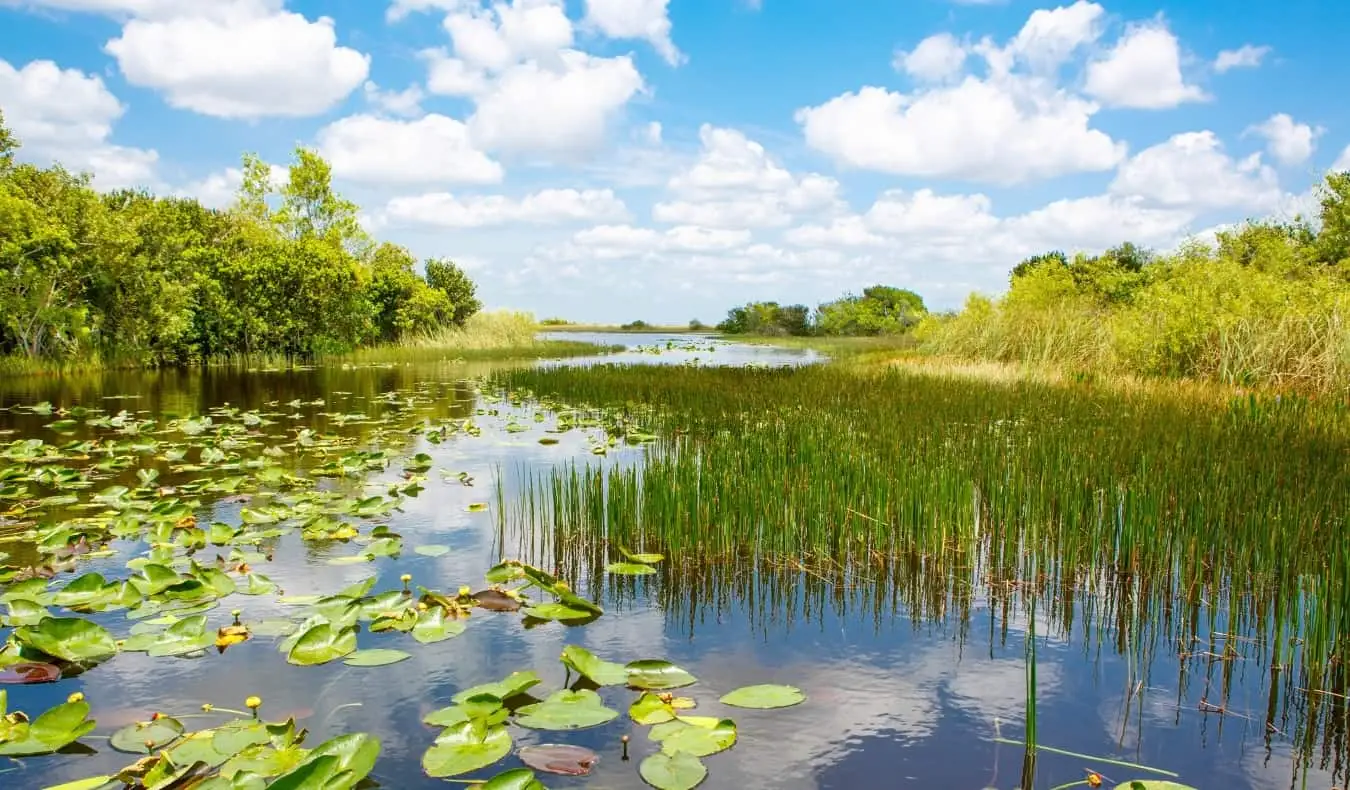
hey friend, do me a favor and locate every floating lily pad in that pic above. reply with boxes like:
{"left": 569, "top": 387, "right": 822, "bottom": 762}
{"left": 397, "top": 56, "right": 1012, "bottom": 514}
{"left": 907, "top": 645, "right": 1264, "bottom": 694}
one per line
{"left": 626, "top": 660, "right": 697, "bottom": 690}
{"left": 110, "top": 716, "right": 186, "bottom": 753}
{"left": 482, "top": 768, "right": 548, "bottom": 790}
{"left": 412, "top": 607, "right": 466, "bottom": 644}
{"left": 0, "top": 662, "right": 60, "bottom": 685}
{"left": 605, "top": 562, "right": 657, "bottom": 576}
{"left": 650, "top": 718, "right": 737, "bottom": 757}
{"left": 286, "top": 623, "right": 357, "bottom": 666}
{"left": 518, "top": 743, "right": 599, "bottom": 776}
{"left": 1115, "top": 783, "right": 1199, "bottom": 790}
{"left": 452, "top": 671, "right": 542, "bottom": 704}
{"left": 524, "top": 603, "right": 593, "bottom": 622}
{"left": 639, "top": 751, "right": 707, "bottom": 790}
{"left": 515, "top": 689, "right": 618, "bottom": 731}
{"left": 561, "top": 645, "right": 628, "bottom": 686}
{"left": 422, "top": 721, "right": 512, "bottom": 777}
{"left": 148, "top": 615, "right": 215, "bottom": 657}
{"left": 718, "top": 684, "right": 806, "bottom": 710}
{"left": 414, "top": 544, "right": 450, "bottom": 557}
{"left": 472, "top": 589, "right": 522, "bottom": 612}
{"left": 0, "top": 689, "right": 97, "bottom": 756}
{"left": 14, "top": 617, "right": 118, "bottom": 663}
{"left": 344, "top": 649, "right": 411, "bottom": 667}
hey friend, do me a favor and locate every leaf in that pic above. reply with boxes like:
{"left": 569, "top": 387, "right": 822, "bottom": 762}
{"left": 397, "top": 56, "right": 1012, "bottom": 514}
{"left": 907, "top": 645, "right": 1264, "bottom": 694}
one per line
{"left": 14, "top": 617, "right": 118, "bottom": 663}
{"left": 639, "top": 751, "right": 707, "bottom": 790}
{"left": 481, "top": 768, "right": 548, "bottom": 790}
{"left": 605, "top": 562, "right": 657, "bottom": 576}
{"left": 40, "top": 778, "right": 118, "bottom": 790}
{"left": 0, "top": 691, "right": 97, "bottom": 756}
{"left": 524, "top": 603, "right": 593, "bottom": 622}
{"left": 0, "top": 662, "right": 61, "bottom": 685}
{"left": 452, "top": 671, "right": 542, "bottom": 704}
{"left": 718, "top": 684, "right": 805, "bottom": 710}
{"left": 412, "top": 606, "right": 466, "bottom": 644}
{"left": 630, "top": 692, "right": 677, "bottom": 725}
{"left": 518, "top": 743, "right": 599, "bottom": 776}
{"left": 110, "top": 716, "right": 186, "bottom": 753}
{"left": 286, "top": 623, "right": 358, "bottom": 666}
{"left": 626, "top": 659, "right": 698, "bottom": 690}
{"left": 651, "top": 718, "right": 737, "bottom": 757}
{"left": 343, "top": 649, "right": 411, "bottom": 667}
{"left": 422, "top": 721, "right": 512, "bottom": 778}
{"left": 561, "top": 645, "right": 628, "bottom": 686}
{"left": 1116, "top": 784, "right": 1199, "bottom": 790}
{"left": 514, "top": 689, "right": 618, "bottom": 731}
{"left": 422, "top": 695, "right": 509, "bottom": 728}
{"left": 414, "top": 544, "right": 450, "bottom": 557}
{"left": 148, "top": 615, "right": 215, "bottom": 657}
{"left": 619, "top": 547, "right": 665, "bottom": 564}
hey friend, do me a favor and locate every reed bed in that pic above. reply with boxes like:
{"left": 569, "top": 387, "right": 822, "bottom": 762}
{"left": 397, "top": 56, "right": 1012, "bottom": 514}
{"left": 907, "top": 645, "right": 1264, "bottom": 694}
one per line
{"left": 491, "top": 362, "right": 1350, "bottom": 784}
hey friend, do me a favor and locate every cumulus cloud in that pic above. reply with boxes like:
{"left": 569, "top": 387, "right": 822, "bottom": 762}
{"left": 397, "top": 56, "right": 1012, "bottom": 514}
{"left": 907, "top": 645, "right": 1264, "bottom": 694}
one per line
{"left": 583, "top": 0, "right": 683, "bottom": 66}
{"left": 1334, "top": 145, "right": 1350, "bottom": 173}
{"left": 1007, "top": 0, "right": 1105, "bottom": 72}
{"left": 0, "top": 57, "right": 158, "bottom": 189}
{"left": 1214, "top": 43, "right": 1270, "bottom": 73}
{"left": 1110, "top": 131, "right": 1283, "bottom": 211}
{"left": 362, "top": 81, "right": 425, "bottom": 117}
{"left": 1083, "top": 20, "right": 1207, "bottom": 109}
{"left": 893, "top": 33, "right": 967, "bottom": 82}
{"left": 316, "top": 113, "right": 504, "bottom": 186}
{"left": 104, "top": 3, "right": 369, "bottom": 118}
{"left": 379, "top": 188, "right": 629, "bottom": 228}
{"left": 1246, "top": 113, "right": 1323, "bottom": 166}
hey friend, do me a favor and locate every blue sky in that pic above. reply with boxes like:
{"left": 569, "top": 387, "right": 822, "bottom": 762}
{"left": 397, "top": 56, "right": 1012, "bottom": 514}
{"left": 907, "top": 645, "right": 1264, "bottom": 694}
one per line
{"left": 2, "top": 0, "right": 1347, "bottom": 323}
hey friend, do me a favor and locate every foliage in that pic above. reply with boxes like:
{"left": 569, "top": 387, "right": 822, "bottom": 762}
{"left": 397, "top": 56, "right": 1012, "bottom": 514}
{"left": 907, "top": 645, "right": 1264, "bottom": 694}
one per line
{"left": 621, "top": 320, "right": 652, "bottom": 330}
{"left": 719, "top": 286, "right": 925, "bottom": 337}
{"left": 716, "top": 301, "right": 811, "bottom": 336}
{"left": 0, "top": 116, "right": 484, "bottom": 367}
{"left": 919, "top": 172, "right": 1350, "bottom": 391}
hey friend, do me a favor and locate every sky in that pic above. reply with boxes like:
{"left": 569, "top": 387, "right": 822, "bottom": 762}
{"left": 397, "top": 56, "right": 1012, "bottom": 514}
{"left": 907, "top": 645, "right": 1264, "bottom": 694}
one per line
{"left": 1, "top": 0, "right": 1348, "bottom": 324}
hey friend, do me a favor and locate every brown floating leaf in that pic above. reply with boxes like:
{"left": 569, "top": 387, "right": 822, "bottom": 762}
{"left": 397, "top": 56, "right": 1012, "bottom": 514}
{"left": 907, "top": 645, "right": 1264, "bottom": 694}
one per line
{"left": 518, "top": 743, "right": 599, "bottom": 776}
{"left": 0, "top": 661, "right": 61, "bottom": 684}
{"left": 472, "top": 589, "right": 522, "bottom": 612}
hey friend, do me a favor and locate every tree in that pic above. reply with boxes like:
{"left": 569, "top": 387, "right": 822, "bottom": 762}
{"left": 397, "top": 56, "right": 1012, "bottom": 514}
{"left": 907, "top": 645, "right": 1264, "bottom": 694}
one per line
{"left": 0, "top": 109, "right": 16, "bottom": 173}
{"left": 424, "top": 258, "right": 481, "bottom": 326}
{"left": 816, "top": 285, "right": 927, "bottom": 336}
{"left": 368, "top": 242, "right": 451, "bottom": 341}
{"left": 1314, "top": 171, "right": 1350, "bottom": 268}
{"left": 1011, "top": 251, "right": 1068, "bottom": 281}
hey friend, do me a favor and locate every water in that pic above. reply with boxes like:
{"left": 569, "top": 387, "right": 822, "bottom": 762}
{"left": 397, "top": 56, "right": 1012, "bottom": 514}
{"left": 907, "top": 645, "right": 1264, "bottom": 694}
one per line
{"left": 0, "top": 336, "right": 1333, "bottom": 789}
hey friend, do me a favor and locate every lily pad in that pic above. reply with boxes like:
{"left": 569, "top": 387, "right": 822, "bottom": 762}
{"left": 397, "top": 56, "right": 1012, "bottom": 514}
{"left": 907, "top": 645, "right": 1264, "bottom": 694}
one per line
{"left": 412, "top": 607, "right": 467, "bottom": 644}
{"left": 718, "top": 684, "right": 805, "bottom": 710}
{"left": 148, "top": 615, "right": 215, "bottom": 657}
{"left": 286, "top": 623, "right": 358, "bottom": 666}
{"left": 605, "top": 562, "right": 657, "bottom": 576}
{"left": 422, "top": 721, "right": 512, "bottom": 778}
{"left": 482, "top": 768, "right": 548, "bottom": 790}
{"left": 344, "top": 649, "right": 411, "bottom": 667}
{"left": 452, "top": 670, "right": 542, "bottom": 704}
{"left": 0, "top": 690, "right": 97, "bottom": 756}
{"left": 110, "top": 716, "right": 186, "bottom": 753}
{"left": 651, "top": 718, "right": 737, "bottom": 757}
{"left": 1116, "top": 784, "right": 1199, "bottom": 790}
{"left": 561, "top": 645, "right": 628, "bottom": 686}
{"left": 0, "top": 662, "right": 61, "bottom": 685}
{"left": 524, "top": 603, "right": 593, "bottom": 622}
{"left": 14, "top": 617, "right": 118, "bottom": 663}
{"left": 518, "top": 743, "right": 599, "bottom": 776}
{"left": 639, "top": 751, "right": 707, "bottom": 790}
{"left": 515, "top": 689, "right": 618, "bottom": 731}
{"left": 472, "top": 589, "right": 522, "bottom": 612}
{"left": 414, "top": 544, "right": 450, "bottom": 557}
{"left": 626, "top": 659, "right": 698, "bottom": 690}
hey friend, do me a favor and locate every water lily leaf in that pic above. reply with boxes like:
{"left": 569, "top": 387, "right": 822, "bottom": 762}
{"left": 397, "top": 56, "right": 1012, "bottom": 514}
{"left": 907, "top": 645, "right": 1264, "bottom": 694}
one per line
{"left": 422, "top": 694, "right": 509, "bottom": 728}
{"left": 514, "top": 689, "right": 618, "bottom": 731}
{"left": 626, "top": 660, "right": 697, "bottom": 690}
{"left": 718, "top": 684, "right": 805, "bottom": 710}
{"left": 343, "top": 649, "right": 411, "bottom": 667}
{"left": 466, "top": 503, "right": 489, "bottom": 512}
{"left": 412, "top": 606, "right": 467, "bottom": 644}
{"left": 414, "top": 544, "right": 450, "bottom": 557}
{"left": 518, "top": 743, "right": 599, "bottom": 776}
{"left": 285, "top": 732, "right": 380, "bottom": 788}
{"left": 650, "top": 718, "right": 737, "bottom": 757}
{"left": 605, "top": 562, "right": 656, "bottom": 576}
{"left": 110, "top": 716, "right": 186, "bottom": 753}
{"left": 0, "top": 661, "right": 61, "bottom": 684}
{"left": 422, "top": 721, "right": 512, "bottom": 778}
{"left": 481, "top": 768, "right": 548, "bottom": 790}
{"left": 148, "top": 615, "right": 215, "bottom": 657}
{"left": 523, "top": 603, "right": 593, "bottom": 622}
{"left": 452, "top": 671, "right": 542, "bottom": 704}
{"left": 286, "top": 623, "right": 358, "bottom": 666}
{"left": 630, "top": 692, "right": 677, "bottom": 725}
{"left": 1116, "top": 784, "right": 1199, "bottom": 790}
{"left": 39, "top": 777, "right": 118, "bottom": 790}
{"left": 472, "top": 589, "right": 522, "bottom": 612}
{"left": 639, "top": 751, "right": 707, "bottom": 790}
{"left": 561, "top": 645, "right": 628, "bottom": 686}
{"left": 251, "top": 618, "right": 299, "bottom": 638}
{"left": 0, "top": 690, "right": 97, "bottom": 756}
{"left": 619, "top": 547, "right": 665, "bottom": 564}
{"left": 4, "top": 598, "right": 51, "bottom": 627}
{"left": 15, "top": 617, "right": 118, "bottom": 663}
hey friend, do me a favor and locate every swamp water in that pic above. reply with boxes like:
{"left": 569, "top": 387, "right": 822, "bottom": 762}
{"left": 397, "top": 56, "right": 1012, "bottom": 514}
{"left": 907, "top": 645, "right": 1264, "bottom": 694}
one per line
{"left": 0, "top": 334, "right": 1344, "bottom": 790}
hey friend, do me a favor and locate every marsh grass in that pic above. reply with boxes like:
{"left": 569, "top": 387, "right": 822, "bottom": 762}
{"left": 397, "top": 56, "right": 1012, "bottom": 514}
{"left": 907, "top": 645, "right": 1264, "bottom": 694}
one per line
{"left": 493, "top": 361, "right": 1350, "bottom": 786}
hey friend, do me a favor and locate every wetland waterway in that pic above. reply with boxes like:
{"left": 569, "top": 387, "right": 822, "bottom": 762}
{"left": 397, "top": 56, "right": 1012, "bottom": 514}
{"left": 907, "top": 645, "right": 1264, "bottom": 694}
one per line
{"left": 0, "top": 333, "right": 1344, "bottom": 790}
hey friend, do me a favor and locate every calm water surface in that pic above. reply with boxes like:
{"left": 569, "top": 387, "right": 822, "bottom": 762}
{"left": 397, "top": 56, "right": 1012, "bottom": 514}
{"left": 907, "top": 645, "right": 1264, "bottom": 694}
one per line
{"left": 0, "top": 334, "right": 1334, "bottom": 789}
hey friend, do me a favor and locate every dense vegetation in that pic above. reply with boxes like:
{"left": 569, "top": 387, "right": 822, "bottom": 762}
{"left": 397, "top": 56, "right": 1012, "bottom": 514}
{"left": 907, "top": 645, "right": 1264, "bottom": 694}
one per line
{"left": 717, "top": 285, "right": 927, "bottom": 336}
{"left": 0, "top": 110, "right": 479, "bottom": 368}
{"left": 919, "top": 173, "right": 1350, "bottom": 391}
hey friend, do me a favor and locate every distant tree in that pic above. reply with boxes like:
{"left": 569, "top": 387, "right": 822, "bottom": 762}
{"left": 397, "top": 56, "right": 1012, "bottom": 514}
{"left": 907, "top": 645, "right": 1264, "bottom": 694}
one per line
{"left": 620, "top": 320, "right": 651, "bottom": 330}
{"left": 816, "top": 285, "right": 927, "bottom": 336}
{"left": 424, "top": 258, "right": 481, "bottom": 326}
{"left": 1314, "top": 171, "right": 1350, "bottom": 267}
{"left": 689, "top": 319, "right": 706, "bottom": 331}
{"left": 0, "top": 109, "right": 16, "bottom": 172}
{"left": 1011, "top": 251, "right": 1068, "bottom": 281}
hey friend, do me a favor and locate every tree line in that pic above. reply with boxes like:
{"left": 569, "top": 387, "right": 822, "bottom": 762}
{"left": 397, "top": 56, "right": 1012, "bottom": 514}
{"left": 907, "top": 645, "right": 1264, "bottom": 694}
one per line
{"left": 0, "top": 109, "right": 479, "bottom": 366}
{"left": 717, "top": 285, "right": 928, "bottom": 337}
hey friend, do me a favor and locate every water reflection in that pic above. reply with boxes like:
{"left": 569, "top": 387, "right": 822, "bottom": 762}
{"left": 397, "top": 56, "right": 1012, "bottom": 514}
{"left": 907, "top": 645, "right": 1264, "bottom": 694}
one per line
{"left": 0, "top": 340, "right": 1339, "bottom": 789}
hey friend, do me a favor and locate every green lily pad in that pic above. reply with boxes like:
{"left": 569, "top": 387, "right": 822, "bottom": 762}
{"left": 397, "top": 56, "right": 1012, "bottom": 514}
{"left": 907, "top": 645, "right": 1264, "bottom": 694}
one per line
{"left": 110, "top": 716, "right": 186, "bottom": 753}
{"left": 524, "top": 603, "right": 593, "bottom": 622}
{"left": 452, "top": 671, "right": 542, "bottom": 704}
{"left": 147, "top": 615, "right": 215, "bottom": 657}
{"left": 482, "top": 768, "right": 548, "bottom": 789}
{"left": 515, "top": 689, "right": 618, "bottom": 731}
{"left": 14, "top": 617, "right": 118, "bottom": 663}
{"left": 626, "top": 659, "right": 697, "bottom": 690}
{"left": 561, "top": 645, "right": 628, "bottom": 686}
{"left": 286, "top": 623, "right": 358, "bottom": 666}
{"left": 651, "top": 718, "right": 737, "bottom": 757}
{"left": 639, "top": 751, "right": 707, "bottom": 790}
{"left": 605, "top": 562, "right": 657, "bottom": 576}
{"left": 422, "top": 694, "right": 509, "bottom": 728}
{"left": 619, "top": 547, "right": 665, "bottom": 564}
{"left": 1116, "top": 784, "right": 1199, "bottom": 790}
{"left": 422, "top": 721, "right": 512, "bottom": 777}
{"left": 343, "top": 649, "right": 411, "bottom": 667}
{"left": 630, "top": 692, "right": 677, "bottom": 725}
{"left": 412, "top": 607, "right": 466, "bottom": 644}
{"left": 718, "top": 684, "right": 806, "bottom": 709}
{"left": 0, "top": 690, "right": 98, "bottom": 756}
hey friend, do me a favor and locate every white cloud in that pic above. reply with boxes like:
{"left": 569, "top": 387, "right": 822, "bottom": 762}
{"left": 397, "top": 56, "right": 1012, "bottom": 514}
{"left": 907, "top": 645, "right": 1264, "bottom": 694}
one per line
{"left": 1214, "top": 43, "right": 1270, "bottom": 73}
{"left": 1008, "top": 0, "right": 1105, "bottom": 71}
{"left": 865, "top": 188, "right": 1000, "bottom": 240}
{"left": 1083, "top": 20, "right": 1207, "bottom": 109}
{"left": 0, "top": 0, "right": 249, "bottom": 18}
{"left": 796, "top": 79, "right": 1124, "bottom": 184}
{"left": 583, "top": 0, "right": 683, "bottom": 66}
{"left": 1003, "top": 194, "right": 1195, "bottom": 251}
{"left": 1246, "top": 113, "right": 1322, "bottom": 166}
{"left": 380, "top": 188, "right": 629, "bottom": 228}
{"left": 784, "top": 216, "right": 885, "bottom": 248}
{"left": 1334, "top": 145, "right": 1350, "bottom": 172}
{"left": 104, "top": 4, "right": 369, "bottom": 118}
{"left": 444, "top": 1, "right": 574, "bottom": 73}
{"left": 175, "top": 161, "right": 289, "bottom": 209}
{"left": 641, "top": 121, "right": 662, "bottom": 145}
{"left": 568, "top": 224, "right": 752, "bottom": 257}
{"left": 466, "top": 50, "right": 644, "bottom": 158}
{"left": 894, "top": 33, "right": 967, "bottom": 82}
{"left": 1110, "top": 131, "right": 1283, "bottom": 212}
{"left": 0, "top": 57, "right": 158, "bottom": 189}
{"left": 421, "top": 50, "right": 490, "bottom": 96}
{"left": 316, "top": 113, "right": 504, "bottom": 186}
{"left": 362, "top": 81, "right": 424, "bottom": 117}
{"left": 386, "top": 0, "right": 469, "bottom": 22}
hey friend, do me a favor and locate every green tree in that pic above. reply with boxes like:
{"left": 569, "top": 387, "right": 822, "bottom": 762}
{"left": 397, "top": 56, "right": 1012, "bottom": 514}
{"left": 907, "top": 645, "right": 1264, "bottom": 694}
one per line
{"left": 1011, "top": 251, "right": 1068, "bottom": 281}
{"left": 0, "top": 109, "right": 16, "bottom": 172}
{"left": 1314, "top": 171, "right": 1350, "bottom": 268}
{"left": 424, "top": 258, "right": 481, "bottom": 326}
{"left": 368, "top": 242, "right": 452, "bottom": 341}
